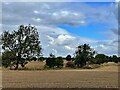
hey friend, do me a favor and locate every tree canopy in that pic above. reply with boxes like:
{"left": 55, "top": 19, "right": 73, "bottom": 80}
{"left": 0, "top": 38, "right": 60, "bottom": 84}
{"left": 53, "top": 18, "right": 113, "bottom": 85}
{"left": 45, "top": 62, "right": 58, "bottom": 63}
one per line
{"left": 1, "top": 24, "right": 42, "bottom": 69}
{"left": 74, "top": 44, "right": 95, "bottom": 67}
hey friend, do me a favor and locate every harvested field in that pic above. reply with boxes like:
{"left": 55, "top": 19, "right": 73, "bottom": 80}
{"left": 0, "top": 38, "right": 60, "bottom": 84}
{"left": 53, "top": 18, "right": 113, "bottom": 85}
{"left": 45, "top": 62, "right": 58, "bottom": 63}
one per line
{"left": 2, "top": 64, "right": 118, "bottom": 88}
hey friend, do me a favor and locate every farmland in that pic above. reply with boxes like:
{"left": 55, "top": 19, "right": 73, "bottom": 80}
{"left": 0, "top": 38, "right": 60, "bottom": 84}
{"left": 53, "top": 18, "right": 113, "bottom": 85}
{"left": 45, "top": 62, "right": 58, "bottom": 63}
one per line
{"left": 2, "top": 62, "right": 118, "bottom": 88}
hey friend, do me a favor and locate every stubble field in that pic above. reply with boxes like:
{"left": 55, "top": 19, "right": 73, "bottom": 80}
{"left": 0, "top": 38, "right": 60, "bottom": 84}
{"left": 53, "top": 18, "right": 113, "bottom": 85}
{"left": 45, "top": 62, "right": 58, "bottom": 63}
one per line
{"left": 1, "top": 61, "right": 119, "bottom": 88}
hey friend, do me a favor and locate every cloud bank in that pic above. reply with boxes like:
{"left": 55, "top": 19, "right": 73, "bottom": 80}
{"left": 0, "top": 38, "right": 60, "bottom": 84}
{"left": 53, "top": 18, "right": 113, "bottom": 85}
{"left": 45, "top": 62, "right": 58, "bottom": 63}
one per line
{"left": 1, "top": 2, "right": 118, "bottom": 56}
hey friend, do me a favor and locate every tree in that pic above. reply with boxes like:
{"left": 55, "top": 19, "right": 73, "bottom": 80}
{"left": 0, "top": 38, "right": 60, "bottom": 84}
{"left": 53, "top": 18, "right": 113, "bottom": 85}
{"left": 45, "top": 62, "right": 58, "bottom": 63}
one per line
{"left": 56, "top": 57, "right": 64, "bottom": 68}
{"left": 66, "top": 55, "right": 72, "bottom": 61}
{"left": 112, "top": 55, "right": 119, "bottom": 63}
{"left": 2, "top": 50, "right": 17, "bottom": 69}
{"left": 74, "top": 44, "right": 95, "bottom": 67}
{"left": 46, "top": 53, "right": 56, "bottom": 68}
{"left": 46, "top": 54, "right": 64, "bottom": 69}
{"left": 66, "top": 55, "right": 75, "bottom": 68}
{"left": 95, "top": 54, "right": 107, "bottom": 64}
{"left": 1, "top": 24, "right": 42, "bottom": 69}
{"left": 0, "top": 54, "right": 1, "bottom": 67}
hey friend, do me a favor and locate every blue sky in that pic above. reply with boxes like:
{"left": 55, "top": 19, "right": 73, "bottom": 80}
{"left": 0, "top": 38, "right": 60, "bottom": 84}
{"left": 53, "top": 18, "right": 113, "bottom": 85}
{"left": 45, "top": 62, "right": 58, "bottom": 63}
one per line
{"left": 58, "top": 23, "right": 108, "bottom": 40}
{"left": 1, "top": 2, "right": 118, "bottom": 56}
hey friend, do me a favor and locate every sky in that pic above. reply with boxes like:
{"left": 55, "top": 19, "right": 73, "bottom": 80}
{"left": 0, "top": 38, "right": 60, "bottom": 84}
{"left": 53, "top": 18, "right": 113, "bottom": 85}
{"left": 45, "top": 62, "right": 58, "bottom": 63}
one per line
{"left": 1, "top": 1, "right": 119, "bottom": 57}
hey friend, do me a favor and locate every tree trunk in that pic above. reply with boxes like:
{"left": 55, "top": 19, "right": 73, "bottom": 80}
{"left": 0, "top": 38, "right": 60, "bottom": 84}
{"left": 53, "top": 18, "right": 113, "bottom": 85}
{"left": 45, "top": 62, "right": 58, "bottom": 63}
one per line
{"left": 21, "top": 63, "right": 25, "bottom": 67}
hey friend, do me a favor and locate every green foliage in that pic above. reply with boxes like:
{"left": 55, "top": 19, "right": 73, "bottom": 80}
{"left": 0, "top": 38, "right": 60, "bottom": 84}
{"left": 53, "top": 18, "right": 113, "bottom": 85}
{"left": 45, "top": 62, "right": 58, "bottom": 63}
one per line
{"left": 0, "top": 54, "right": 2, "bottom": 67}
{"left": 46, "top": 53, "right": 56, "bottom": 68}
{"left": 74, "top": 44, "right": 95, "bottom": 67}
{"left": 56, "top": 57, "right": 64, "bottom": 68}
{"left": 1, "top": 24, "right": 42, "bottom": 69}
{"left": 95, "top": 54, "right": 106, "bottom": 58}
{"left": 112, "top": 55, "right": 119, "bottom": 63}
{"left": 38, "top": 57, "right": 45, "bottom": 61}
{"left": 89, "top": 58, "right": 97, "bottom": 64}
{"left": 66, "top": 55, "right": 71, "bottom": 61}
{"left": 94, "top": 54, "right": 107, "bottom": 64}
{"left": 30, "top": 57, "right": 37, "bottom": 61}
{"left": 45, "top": 54, "right": 64, "bottom": 69}
{"left": 2, "top": 50, "right": 16, "bottom": 68}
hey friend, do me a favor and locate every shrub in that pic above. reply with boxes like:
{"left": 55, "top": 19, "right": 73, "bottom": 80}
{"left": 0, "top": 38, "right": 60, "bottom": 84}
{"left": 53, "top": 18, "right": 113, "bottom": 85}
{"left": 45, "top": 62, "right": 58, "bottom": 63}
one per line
{"left": 38, "top": 57, "right": 45, "bottom": 61}
{"left": 66, "top": 55, "right": 72, "bottom": 61}
{"left": 95, "top": 54, "right": 107, "bottom": 64}
{"left": 112, "top": 55, "right": 119, "bottom": 63}
{"left": 44, "top": 65, "right": 50, "bottom": 69}
{"left": 56, "top": 57, "right": 64, "bottom": 68}
{"left": 46, "top": 57, "right": 56, "bottom": 68}
{"left": 30, "top": 57, "right": 37, "bottom": 61}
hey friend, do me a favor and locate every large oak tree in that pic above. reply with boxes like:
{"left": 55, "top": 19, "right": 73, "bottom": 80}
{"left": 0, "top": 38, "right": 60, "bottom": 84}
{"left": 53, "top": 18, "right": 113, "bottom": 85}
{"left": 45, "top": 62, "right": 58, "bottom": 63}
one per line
{"left": 1, "top": 24, "right": 42, "bottom": 70}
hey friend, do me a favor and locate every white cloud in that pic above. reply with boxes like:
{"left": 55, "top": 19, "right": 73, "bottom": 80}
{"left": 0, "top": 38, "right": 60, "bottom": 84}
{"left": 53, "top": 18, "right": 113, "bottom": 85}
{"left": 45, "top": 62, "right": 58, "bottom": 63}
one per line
{"left": 54, "top": 34, "right": 76, "bottom": 45}
{"left": 65, "top": 45, "right": 74, "bottom": 51}
{"left": 116, "top": 0, "right": 120, "bottom": 2}
{"left": 2, "top": 2, "right": 86, "bottom": 26}
{"left": 1, "top": 24, "right": 118, "bottom": 56}
{"left": 33, "top": 10, "right": 39, "bottom": 14}
{"left": 34, "top": 25, "right": 99, "bottom": 56}
{"left": 1, "top": 2, "right": 118, "bottom": 56}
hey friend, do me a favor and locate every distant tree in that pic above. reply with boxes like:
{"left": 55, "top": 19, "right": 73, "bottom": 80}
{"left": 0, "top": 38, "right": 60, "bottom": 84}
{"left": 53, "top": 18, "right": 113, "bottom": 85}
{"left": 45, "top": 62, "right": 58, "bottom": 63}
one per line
{"left": 109, "top": 56, "right": 113, "bottom": 62}
{"left": 46, "top": 53, "right": 56, "bottom": 68}
{"left": 74, "top": 44, "right": 95, "bottom": 67}
{"left": 95, "top": 54, "right": 106, "bottom": 59}
{"left": 95, "top": 54, "right": 107, "bottom": 64}
{"left": 118, "top": 57, "right": 120, "bottom": 62}
{"left": 112, "top": 55, "right": 119, "bottom": 63}
{"left": 30, "top": 57, "right": 37, "bottom": 61}
{"left": 105, "top": 55, "right": 109, "bottom": 63}
{"left": 56, "top": 57, "right": 64, "bottom": 68}
{"left": 38, "top": 56, "right": 45, "bottom": 61}
{"left": 66, "top": 55, "right": 72, "bottom": 61}
{"left": 1, "top": 24, "right": 42, "bottom": 70}
{"left": 0, "top": 54, "right": 1, "bottom": 67}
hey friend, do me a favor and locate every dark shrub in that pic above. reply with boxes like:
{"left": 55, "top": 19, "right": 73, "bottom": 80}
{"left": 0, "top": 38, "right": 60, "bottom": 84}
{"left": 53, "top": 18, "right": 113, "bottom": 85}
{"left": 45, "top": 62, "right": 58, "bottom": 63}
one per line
{"left": 94, "top": 54, "right": 108, "bottom": 64}
{"left": 56, "top": 57, "right": 64, "bottom": 68}
{"left": 38, "top": 57, "right": 45, "bottom": 61}
{"left": 30, "top": 57, "right": 37, "bottom": 61}
{"left": 66, "top": 55, "right": 72, "bottom": 61}
{"left": 46, "top": 57, "right": 56, "bottom": 68}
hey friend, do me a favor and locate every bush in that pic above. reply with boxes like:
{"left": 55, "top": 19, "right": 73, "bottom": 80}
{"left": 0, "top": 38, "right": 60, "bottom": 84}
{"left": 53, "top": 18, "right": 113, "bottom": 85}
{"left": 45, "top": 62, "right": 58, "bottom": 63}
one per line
{"left": 95, "top": 54, "right": 107, "bottom": 64}
{"left": 44, "top": 65, "right": 50, "bottom": 69}
{"left": 56, "top": 57, "right": 64, "bottom": 68}
{"left": 66, "top": 61, "right": 75, "bottom": 68}
{"left": 66, "top": 55, "right": 72, "bottom": 61}
{"left": 46, "top": 57, "right": 56, "bottom": 68}
{"left": 38, "top": 57, "right": 45, "bottom": 61}
{"left": 30, "top": 57, "right": 37, "bottom": 61}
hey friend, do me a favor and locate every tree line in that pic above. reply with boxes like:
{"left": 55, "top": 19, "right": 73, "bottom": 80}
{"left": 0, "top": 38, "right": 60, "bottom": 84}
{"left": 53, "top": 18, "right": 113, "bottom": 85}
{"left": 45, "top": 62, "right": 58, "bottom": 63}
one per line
{"left": 1, "top": 25, "right": 119, "bottom": 70}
